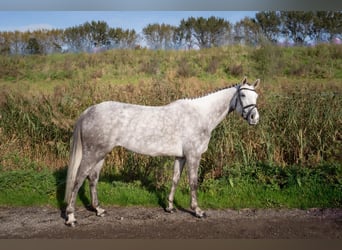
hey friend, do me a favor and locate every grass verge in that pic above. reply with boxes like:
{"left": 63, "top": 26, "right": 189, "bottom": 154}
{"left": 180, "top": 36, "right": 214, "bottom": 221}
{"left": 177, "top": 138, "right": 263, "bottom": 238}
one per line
{"left": 0, "top": 163, "right": 340, "bottom": 209}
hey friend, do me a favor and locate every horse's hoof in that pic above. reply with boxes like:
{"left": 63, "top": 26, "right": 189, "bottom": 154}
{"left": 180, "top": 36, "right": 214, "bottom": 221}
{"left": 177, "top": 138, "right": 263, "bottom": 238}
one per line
{"left": 165, "top": 207, "right": 176, "bottom": 213}
{"left": 195, "top": 211, "right": 207, "bottom": 218}
{"left": 65, "top": 221, "right": 77, "bottom": 227}
{"left": 96, "top": 207, "right": 106, "bottom": 217}
{"left": 65, "top": 213, "right": 77, "bottom": 227}
{"left": 97, "top": 211, "right": 106, "bottom": 217}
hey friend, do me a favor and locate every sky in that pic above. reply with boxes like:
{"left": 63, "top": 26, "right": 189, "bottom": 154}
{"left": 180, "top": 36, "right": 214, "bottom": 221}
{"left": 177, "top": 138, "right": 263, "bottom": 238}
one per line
{"left": 0, "top": 11, "right": 258, "bottom": 33}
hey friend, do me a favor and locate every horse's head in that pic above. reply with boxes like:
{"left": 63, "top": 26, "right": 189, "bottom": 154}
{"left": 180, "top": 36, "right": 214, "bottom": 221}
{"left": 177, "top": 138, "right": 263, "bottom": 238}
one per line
{"left": 234, "top": 77, "right": 260, "bottom": 125}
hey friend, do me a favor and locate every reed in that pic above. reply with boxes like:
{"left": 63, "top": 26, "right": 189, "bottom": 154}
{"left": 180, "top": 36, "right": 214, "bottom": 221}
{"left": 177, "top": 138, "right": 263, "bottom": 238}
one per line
{"left": 0, "top": 45, "right": 341, "bottom": 189}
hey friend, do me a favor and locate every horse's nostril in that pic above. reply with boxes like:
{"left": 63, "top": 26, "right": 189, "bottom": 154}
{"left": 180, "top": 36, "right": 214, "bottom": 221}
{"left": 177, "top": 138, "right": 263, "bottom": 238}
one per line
{"left": 251, "top": 114, "right": 254, "bottom": 120}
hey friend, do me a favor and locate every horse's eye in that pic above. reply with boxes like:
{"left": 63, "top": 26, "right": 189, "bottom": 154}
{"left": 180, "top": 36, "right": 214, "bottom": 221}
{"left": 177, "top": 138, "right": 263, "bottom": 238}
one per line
{"left": 241, "top": 94, "right": 246, "bottom": 98}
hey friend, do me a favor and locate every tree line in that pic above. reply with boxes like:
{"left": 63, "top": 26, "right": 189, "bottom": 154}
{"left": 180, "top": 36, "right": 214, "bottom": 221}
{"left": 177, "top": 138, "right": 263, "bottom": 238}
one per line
{"left": 0, "top": 11, "right": 341, "bottom": 55}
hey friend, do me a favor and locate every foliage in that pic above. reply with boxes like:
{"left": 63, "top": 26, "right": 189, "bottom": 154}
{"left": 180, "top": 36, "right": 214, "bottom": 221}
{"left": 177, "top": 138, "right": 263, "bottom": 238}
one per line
{"left": 26, "top": 37, "right": 42, "bottom": 54}
{"left": 0, "top": 45, "right": 341, "bottom": 208}
{"left": 281, "top": 11, "right": 342, "bottom": 44}
{"left": 63, "top": 21, "right": 138, "bottom": 52}
{"left": 280, "top": 11, "right": 317, "bottom": 45}
{"left": 178, "top": 16, "right": 232, "bottom": 49}
{"left": 1, "top": 11, "right": 341, "bottom": 54}
{"left": 255, "top": 11, "right": 281, "bottom": 43}
{"left": 142, "top": 23, "right": 177, "bottom": 50}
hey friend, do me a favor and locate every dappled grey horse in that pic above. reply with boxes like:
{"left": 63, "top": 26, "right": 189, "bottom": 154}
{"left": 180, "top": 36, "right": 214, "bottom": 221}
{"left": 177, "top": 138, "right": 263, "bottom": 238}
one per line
{"left": 64, "top": 77, "right": 260, "bottom": 226}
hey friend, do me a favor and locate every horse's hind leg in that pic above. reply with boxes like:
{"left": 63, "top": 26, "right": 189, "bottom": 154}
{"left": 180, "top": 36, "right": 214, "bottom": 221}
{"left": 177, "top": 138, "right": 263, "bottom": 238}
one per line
{"left": 65, "top": 155, "right": 103, "bottom": 226}
{"left": 88, "top": 158, "right": 106, "bottom": 217}
{"left": 166, "top": 157, "right": 185, "bottom": 213}
{"left": 65, "top": 169, "right": 89, "bottom": 226}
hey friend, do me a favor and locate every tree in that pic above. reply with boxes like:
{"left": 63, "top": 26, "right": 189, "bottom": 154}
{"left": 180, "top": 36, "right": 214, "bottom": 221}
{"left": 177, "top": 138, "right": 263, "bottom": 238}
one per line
{"left": 26, "top": 37, "right": 41, "bottom": 54}
{"left": 142, "top": 23, "right": 176, "bottom": 50}
{"left": 325, "top": 11, "right": 342, "bottom": 40}
{"left": 255, "top": 11, "right": 281, "bottom": 43}
{"left": 234, "top": 17, "right": 260, "bottom": 45}
{"left": 108, "top": 28, "right": 138, "bottom": 49}
{"left": 63, "top": 26, "right": 86, "bottom": 52}
{"left": 10, "top": 31, "right": 27, "bottom": 55}
{"left": 313, "top": 11, "right": 342, "bottom": 42}
{"left": 176, "top": 18, "right": 195, "bottom": 49}
{"left": 280, "top": 11, "right": 315, "bottom": 45}
{"left": 0, "top": 31, "right": 11, "bottom": 55}
{"left": 85, "top": 20, "right": 109, "bottom": 47}
{"left": 178, "top": 16, "right": 232, "bottom": 49}
{"left": 2, "top": 13, "right": 342, "bottom": 55}
{"left": 46, "top": 29, "right": 64, "bottom": 53}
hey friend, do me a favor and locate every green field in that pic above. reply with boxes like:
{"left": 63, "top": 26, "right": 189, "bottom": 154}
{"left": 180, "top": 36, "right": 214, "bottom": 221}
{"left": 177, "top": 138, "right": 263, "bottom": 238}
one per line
{"left": 0, "top": 44, "right": 341, "bottom": 209}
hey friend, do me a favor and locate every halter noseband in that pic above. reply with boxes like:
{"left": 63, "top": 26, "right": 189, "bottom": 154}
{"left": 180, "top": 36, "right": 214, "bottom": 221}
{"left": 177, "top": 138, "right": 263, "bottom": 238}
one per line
{"left": 235, "top": 86, "right": 258, "bottom": 120}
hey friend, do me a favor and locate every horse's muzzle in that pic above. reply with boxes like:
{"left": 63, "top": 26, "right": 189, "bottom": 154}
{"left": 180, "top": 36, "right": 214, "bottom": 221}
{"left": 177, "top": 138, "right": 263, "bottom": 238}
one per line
{"left": 247, "top": 108, "right": 259, "bottom": 125}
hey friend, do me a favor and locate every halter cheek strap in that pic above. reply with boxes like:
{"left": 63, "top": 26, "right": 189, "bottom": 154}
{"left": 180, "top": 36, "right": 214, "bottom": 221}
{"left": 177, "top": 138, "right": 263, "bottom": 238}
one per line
{"left": 234, "top": 87, "right": 258, "bottom": 119}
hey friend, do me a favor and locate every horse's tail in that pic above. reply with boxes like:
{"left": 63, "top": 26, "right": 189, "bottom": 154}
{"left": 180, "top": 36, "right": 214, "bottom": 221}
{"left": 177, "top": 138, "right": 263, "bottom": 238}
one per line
{"left": 64, "top": 122, "right": 83, "bottom": 203}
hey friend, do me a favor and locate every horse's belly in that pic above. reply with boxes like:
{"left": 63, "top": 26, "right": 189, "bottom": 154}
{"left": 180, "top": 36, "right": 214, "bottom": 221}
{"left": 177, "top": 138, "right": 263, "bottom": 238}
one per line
{"left": 118, "top": 137, "right": 183, "bottom": 157}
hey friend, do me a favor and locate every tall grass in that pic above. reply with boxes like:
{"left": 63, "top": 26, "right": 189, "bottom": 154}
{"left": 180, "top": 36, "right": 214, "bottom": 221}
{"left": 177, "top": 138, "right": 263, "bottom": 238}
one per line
{"left": 0, "top": 77, "right": 340, "bottom": 181}
{"left": 0, "top": 45, "right": 341, "bottom": 200}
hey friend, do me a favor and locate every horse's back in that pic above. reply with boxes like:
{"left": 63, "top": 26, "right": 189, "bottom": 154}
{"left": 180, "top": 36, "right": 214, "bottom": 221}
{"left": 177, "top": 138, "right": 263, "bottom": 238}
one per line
{"left": 77, "top": 101, "right": 190, "bottom": 157}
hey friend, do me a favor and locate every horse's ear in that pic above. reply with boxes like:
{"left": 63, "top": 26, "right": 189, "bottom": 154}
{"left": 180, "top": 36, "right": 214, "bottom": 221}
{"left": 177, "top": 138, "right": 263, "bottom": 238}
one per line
{"left": 253, "top": 79, "right": 260, "bottom": 89}
{"left": 242, "top": 76, "right": 248, "bottom": 84}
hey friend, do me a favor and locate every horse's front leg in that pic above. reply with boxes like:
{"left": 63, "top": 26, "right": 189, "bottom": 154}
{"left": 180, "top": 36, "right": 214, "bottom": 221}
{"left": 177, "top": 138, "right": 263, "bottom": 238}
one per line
{"left": 187, "top": 154, "right": 206, "bottom": 218}
{"left": 166, "top": 157, "right": 186, "bottom": 213}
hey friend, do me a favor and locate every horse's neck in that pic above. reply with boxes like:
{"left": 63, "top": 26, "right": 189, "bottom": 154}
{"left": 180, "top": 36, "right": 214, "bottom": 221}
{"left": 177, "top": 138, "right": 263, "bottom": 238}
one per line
{"left": 189, "top": 87, "right": 237, "bottom": 131}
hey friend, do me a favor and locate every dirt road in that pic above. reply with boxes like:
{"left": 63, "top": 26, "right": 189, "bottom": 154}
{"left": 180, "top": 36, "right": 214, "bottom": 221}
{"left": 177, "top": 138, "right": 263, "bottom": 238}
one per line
{"left": 0, "top": 206, "right": 341, "bottom": 239}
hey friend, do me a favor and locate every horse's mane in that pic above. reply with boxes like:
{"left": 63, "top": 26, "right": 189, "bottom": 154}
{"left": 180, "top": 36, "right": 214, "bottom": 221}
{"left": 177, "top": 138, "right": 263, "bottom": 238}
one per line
{"left": 184, "top": 83, "right": 240, "bottom": 101}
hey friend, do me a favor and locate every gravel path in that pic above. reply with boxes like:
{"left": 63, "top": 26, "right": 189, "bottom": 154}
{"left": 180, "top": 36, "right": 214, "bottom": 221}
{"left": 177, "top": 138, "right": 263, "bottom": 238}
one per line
{"left": 0, "top": 206, "right": 341, "bottom": 239}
